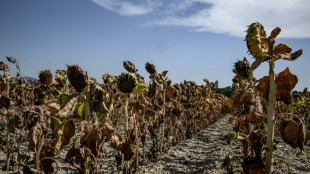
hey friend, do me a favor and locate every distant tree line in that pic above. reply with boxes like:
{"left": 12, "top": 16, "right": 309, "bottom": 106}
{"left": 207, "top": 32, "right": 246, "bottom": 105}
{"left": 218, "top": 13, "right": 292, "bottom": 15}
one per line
{"left": 212, "top": 86, "right": 234, "bottom": 97}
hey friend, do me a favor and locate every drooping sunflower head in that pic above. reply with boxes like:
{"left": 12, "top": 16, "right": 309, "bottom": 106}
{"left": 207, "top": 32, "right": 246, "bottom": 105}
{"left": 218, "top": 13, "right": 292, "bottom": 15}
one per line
{"left": 38, "top": 70, "right": 53, "bottom": 86}
{"left": 145, "top": 62, "right": 156, "bottom": 75}
{"left": 233, "top": 58, "right": 252, "bottom": 79}
{"left": 67, "top": 65, "right": 89, "bottom": 92}
{"left": 116, "top": 73, "right": 137, "bottom": 94}
{"left": 245, "top": 22, "right": 268, "bottom": 59}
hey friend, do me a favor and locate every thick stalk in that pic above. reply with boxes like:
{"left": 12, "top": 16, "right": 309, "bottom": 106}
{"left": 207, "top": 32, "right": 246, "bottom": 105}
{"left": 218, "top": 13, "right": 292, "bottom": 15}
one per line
{"left": 84, "top": 85, "right": 91, "bottom": 174}
{"left": 5, "top": 73, "right": 10, "bottom": 171}
{"left": 265, "top": 59, "right": 276, "bottom": 174}
{"left": 247, "top": 105, "right": 254, "bottom": 156}
{"left": 160, "top": 86, "right": 166, "bottom": 152}
{"left": 123, "top": 93, "right": 129, "bottom": 173}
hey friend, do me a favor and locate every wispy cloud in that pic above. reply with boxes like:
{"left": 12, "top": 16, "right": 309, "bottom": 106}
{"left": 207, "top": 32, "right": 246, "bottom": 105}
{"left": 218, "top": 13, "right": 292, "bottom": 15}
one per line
{"left": 91, "top": 0, "right": 161, "bottom": 16}
{"left": 92, "top": 0, "right": 310, "bottom": 38}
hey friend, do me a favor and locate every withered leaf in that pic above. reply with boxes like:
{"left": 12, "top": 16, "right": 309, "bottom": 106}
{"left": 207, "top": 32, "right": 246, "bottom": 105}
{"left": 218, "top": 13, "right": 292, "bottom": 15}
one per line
{"left": 0, "top": 96, "right": 10, "bottom": 109}
{"left": 58, "top": 96, "right": 78, "bottom": 117}
{"left": 110, "top": 134, "right": 123, "bottom": 151}
{"left": 161, "top": 70, "right": 168, "bottom": 77}
{"left": 121, "top": 141, "right": 135, "bottom": 161}
{"left": 270, "top": 27, "right": 281, "bottom": 39}
{"left": 255, "top": 68, "right": 298, "bottom": 103}
{"left": 246, "top": 111, "right": 264, "bottom": 128}
{"left": 63, "top": 120, "right": 75, "bottom": 147}
{"left": 17, "top": 153, "right": 30, "bottom": 165}
{"left": 40, "top": 143, "right": 57, "bottom": 174}
{"left": 28, "top": 122, "right": 47, "bottom": 151}
{"left": 22, "top": 165, "right": 39, "bottom": 174}
{"left": 221, "top": 91, "right": 252, "bottom": 114}
{"left": 81, "top": 121, "right": 114, "bottom": 157}
{"left": 276, "top": 68, "right": 298, "bottom": 103}
{"left": 280, "top": 117, "right": 305, "bottom": 151}
{"left": 6, "top": 56, "right": 17, "bottom": 64}
{"left": 274, "top": 44, "right": 292, "bottom": 55}
{"left": 165, "top": 86, "right": 175, "bottom": 99}
{"left": 65, "top": 145, "right": 84, "bottom": 172}
{"left": 44, "top": 99, "right": 60, "bottom": 115}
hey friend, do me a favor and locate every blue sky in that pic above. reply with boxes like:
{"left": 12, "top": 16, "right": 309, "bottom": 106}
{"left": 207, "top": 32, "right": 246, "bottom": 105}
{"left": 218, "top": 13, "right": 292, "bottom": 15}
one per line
{"left": 0, "top": 0, "right": 309, "bottom": 90}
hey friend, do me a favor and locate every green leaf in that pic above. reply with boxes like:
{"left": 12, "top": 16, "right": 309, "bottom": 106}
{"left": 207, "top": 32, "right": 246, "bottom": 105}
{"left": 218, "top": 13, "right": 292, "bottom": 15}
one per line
{"left": 133, "top": 83, "right": 147, "bottom": 95}
{"left": 97, "top": 112, "right": 108, "bottom": 123}
{"left": 60, "top": 94, "right": 78, "bottom": 108}
{"left": 51, "top": 89, "right": 61, "bottom": 99}
{"left": 74, "top": 103, "right": 85, "bottom": 119}
{"left": 236, "top": 132, "right": 246, "bottom": 140}
{"left": 61, "top": 77, "right": 67, "bottom": 86}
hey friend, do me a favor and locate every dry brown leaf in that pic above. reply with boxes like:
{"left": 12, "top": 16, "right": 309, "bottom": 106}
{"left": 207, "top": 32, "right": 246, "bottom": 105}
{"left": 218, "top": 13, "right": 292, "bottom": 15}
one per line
{"left": 280, "top": 117, "right": 305, "bottom": 151}
{"left": 255, "top": 68, "right": 298, "bottom": 103}
{"left": 28, "top": 122, "right": 46, "bottom": 151}
{"left": 274, "top": 44, "right": 292, "bottom": 55}
{"left": 111, "top": 134, "right": 123, "bottom": 151}
{"left": 44, "top": 99, "right": 60, "bottom": 115}
{"left": 58, "top": 96, "right": 78, "bottom": 117}
{"left": 276, "top": 68, "right": 298, "bottom": 103}
{"left": 63, "top": 120, "right": 75, "bottom": 146}
{"left": 165, "top": 86, "right": 176, "bottom": 99}
{"left": 81, "top": 121, "right": 114, "bottom": 157}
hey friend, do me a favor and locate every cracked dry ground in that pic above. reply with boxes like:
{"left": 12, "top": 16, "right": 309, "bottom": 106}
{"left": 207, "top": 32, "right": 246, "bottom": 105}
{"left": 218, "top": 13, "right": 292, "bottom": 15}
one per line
{"left": 139, "top": 114, "right": 310, "bottom": 174}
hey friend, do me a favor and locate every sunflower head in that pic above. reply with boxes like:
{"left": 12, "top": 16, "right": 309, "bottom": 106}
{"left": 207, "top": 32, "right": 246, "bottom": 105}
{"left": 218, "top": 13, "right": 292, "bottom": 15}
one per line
{"left": 117, "top": 73, "right": 137, "bottom": 94}
{"left": 39, "top": 70, "right": 53, "bottom": 86}
{"left": 67, "top": 65, "right": 89, "bottom": 92}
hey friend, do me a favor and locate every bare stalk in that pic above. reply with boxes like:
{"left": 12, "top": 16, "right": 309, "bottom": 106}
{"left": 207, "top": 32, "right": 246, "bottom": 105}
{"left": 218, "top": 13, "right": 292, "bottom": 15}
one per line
{"left": 84, "top": 84, "right": 91, "bottom": 174}
{"left": 160, "top": 82, "right": 166, "bottom": 152}
{"left": 265, "top": 59, "right": 277, "bottom": 174}
{"left": 123, "top": 93, "right": 129, "bottom": 173}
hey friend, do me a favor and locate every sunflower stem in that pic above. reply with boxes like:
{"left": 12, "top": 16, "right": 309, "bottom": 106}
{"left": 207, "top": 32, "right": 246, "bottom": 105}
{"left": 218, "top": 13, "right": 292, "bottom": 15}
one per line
{"left": 265, "top": 58, "right": 276, "bottom": 174}
{"left": 123, "top": 93, "right": 129, "bottom": 173}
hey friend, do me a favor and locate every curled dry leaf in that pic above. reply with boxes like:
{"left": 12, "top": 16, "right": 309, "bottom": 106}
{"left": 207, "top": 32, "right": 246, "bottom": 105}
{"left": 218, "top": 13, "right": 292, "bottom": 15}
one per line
{"left": 91, "top": 100, "right": 109, "bottom": 113}
{"left": 66, "top": 145, "right": 84, "bottom": 173}
{"left": 280, "top": 117, "right": 305, "bottom": 151}
{"left": 44, "top": 99, "right": 60, "bottom": 116}
{"left": 22, "top": 165, "right": 39, "bottom": 174}
{"left": 63, "top": 120, "right": 75, "bottom": 147}
{"left": 81, "top": 121, "right": 114, "bottom": 157}
{"left": 111, "top": 134, "right": 123, "bottom": 151}
{"left": 0, "top": 96, "right": 10, "bottom": 109}
{"left": 274, "top": 44, "right": 292, "bottom": 55}
{"left": 17, "top": 153, "right": 30, "bottom": 165}
{"left": 255, "top": 68, "right": 298, "bottom": 103}
{"left": 122, "top": 141, "right": 135, "bottom": 161}
{"left": 161, "top": 70, "right": 168, "bottom": 77}
{"left": 246, "top": 111, "right": 264, "bottom": 128}
{"left": 58, "top": 96, "right": 78, "bottom": 117}
{"left": 40, "top": 143, "right": 57, "bottom": 174}
{"left": 222, "top": 91, "right": 253, "bottom": 114}
{"left": 165, "top": 86, "right": 176, "bottom": 99}
{"left": 290, "top": 49, "right": 303, "bottom": 61}
{"left": 28, "top": 122, "right": 47, "bottom": 151}
{"left": 6, "top": 56, "right": 17, "bottom": 64}
{"left": 270, "top": 27, "right": 281, "bottom": 39}
{"left": 276, "top": 68, "right": 298, "bottom": 103}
